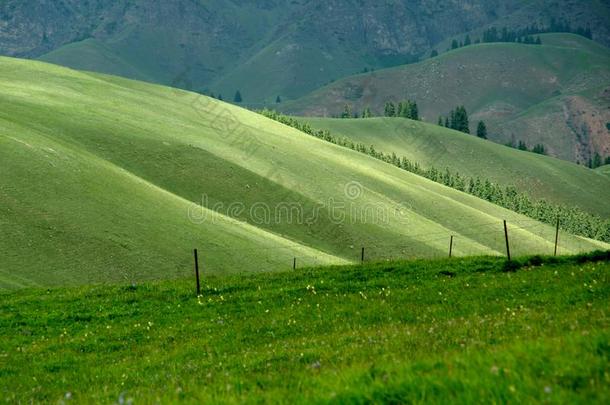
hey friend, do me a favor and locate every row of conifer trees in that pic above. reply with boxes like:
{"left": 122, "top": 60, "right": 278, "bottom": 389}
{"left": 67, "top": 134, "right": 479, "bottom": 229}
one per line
{"left": 259, "top": 109, "right": 610, "bottom": 242}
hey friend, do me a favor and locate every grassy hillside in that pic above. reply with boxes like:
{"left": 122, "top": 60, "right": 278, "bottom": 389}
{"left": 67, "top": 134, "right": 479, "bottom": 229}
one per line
{"left": 302, "top": 117, "right": 610, "bottom": 218}
{"left": 39, "top": 39, "right": 155, "bottom": 84}
{"left": 0, "top": 57, "right": 607, "bottom": 290}
{"left": 1, "top": 254, "right": 609, "bottom": 403}
{"left": 284, "top": 34, "right": 610, "bottom": 164}
{"left": 597, "top": 164, "right": 610, "bottom": 176}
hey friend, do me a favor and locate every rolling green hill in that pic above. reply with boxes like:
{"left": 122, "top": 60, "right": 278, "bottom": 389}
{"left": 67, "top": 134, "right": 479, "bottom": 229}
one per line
{"left": 1, "top": 254, "right": 609, "bottom": 402}
{"left": 596, "top": 164, "right": 610, "bottom": 176}
{"left": 302, "top": 117, "right": 610, "bottom": 218}
{"left": 285, "top": 34, "right": 610, "bottom": 164}
{"left": 39, "top": 38, "right": 155, "bottom": 84}
{"left": 0, "top": 57, "right": 607, "bottom": 289}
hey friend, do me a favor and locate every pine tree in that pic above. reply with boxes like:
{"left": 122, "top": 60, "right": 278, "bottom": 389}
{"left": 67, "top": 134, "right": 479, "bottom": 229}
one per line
{"left": 476, "top": 121, "right": 488, "bottom": 139}
{"left": 532, "top": 144, "right": 546, "bottom": 155}
{"left": 451, "top": 106, "right": 470, "bottom": 134}
{"left": 518, "top": 140, "right": 528, "bottom": 151}
{"left": 276, "top": 96, "right": 281, "bottom": 103}
{"left": 384, "top": 102, "right": 396, "bottom": 117}
{"left": 233, "top": 90, "right": 243, "bottom": 103}
{"left": 464, "top": 35, "right": 472, "bottom": 46}
{"left": 218, "top": 94, "right": 223, "bottom": 101}
{"left": 362, "top": 107, "right": 372, "bottom": 118}
{"left": 451, "top": 39, "right": 459, "bottom": 49}
{"left": 409, "top": 101, "right": 419, "bottom": 120}
{"left": 438, "top": 116, "right": 444, "bottom": 126}
{"left": 397, "top": 101, "right": 408, "bottom": 118}
{"left": 430, "top": 49, "right": 438, "bottom": 58}
{"left": 341, "top": 104, "right": 352, "bottom": 119}
{"left": 593, "top": 152, "right": 602, "bottom": 168}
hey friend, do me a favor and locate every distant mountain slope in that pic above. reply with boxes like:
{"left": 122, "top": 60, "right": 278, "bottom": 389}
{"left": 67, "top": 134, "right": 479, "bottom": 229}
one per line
{"left": 38, "top": 38, "right": 155, "bottom": 84}
{"left": 1, "top": 1, "right": 609, "bottom": 104}
{"left": 302, "top": 117, "right": 610, "bottom": 218}
{"left": 285, "top": 34, "right": 610, "bottom": 164}
{"left": 1, "top": 57, "right": 606, "bottom": 289}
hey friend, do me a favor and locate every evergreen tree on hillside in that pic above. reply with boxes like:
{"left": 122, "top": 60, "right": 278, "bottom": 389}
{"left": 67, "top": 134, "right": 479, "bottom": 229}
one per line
{"left": 409, "top": 101, "right": 419, "bottom": 120}
{"left": 438, "top": 116, "right": 443, "bottom": 126}
{"left": 451, "top": 39, "right": 459, "bottom": 50}
{"left": 450, "top": 106, "right": 470, "bottom": 134}
{"left": 585, "top": 27, "right": 592, "bottom": 39}
{"left": 444, "top": 117, "right": 450, "bottom": 128}
{"left": 518, "top": 140, "right": 528, "bottom": 151}
{"left": 593, "top": 152, "right": 602, "bottom": 168}
{"left": 276, "top": 96, "right": 282, "bottom": 103}
{"left": 430, "top": 49, "right": 438, "bottom": 58}
{"left": 476, "top": 121, "right": 488, "bottom": 139}
{"left": 532, "top": 144, "right": 546, "bottom": 155}
{"left": 341, "top": 104, "right": 353, "bottom": 119}
{"left": 234, "top": 90, "right": 243, "bottom": 103}
{"left": 396, "top": 100, "right": 419, "bottom": 120}
{"left": 464, "top": 35, "right": 472, "bottom": 46}
{"left": 362, "top": 107, "right": 372, "bottom": 118}
{"left": 398, "top": 101, "right": 408, "bottom": 118}
{"left": 384, "top": 102, "right": 396, "bottom": 117}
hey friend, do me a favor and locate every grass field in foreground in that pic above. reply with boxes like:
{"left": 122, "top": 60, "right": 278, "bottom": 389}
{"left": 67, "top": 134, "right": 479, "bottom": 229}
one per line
{"left": 1, "top": 253, "right": 609, "bottom": 403}
{"left": 2, "top": 57, "right": 606, "bottom": 289}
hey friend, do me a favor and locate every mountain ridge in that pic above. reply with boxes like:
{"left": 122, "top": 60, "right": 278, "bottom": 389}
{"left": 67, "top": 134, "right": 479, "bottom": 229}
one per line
{"left": 2, "top": 0, "right": 609, "bottom": 104}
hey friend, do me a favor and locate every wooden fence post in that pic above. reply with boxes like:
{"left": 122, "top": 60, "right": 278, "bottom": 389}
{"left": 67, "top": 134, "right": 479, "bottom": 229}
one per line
{"left": 194, "top": 249, "right": 201, "bottom": 296}
{"left": 503, "top": 220, "right": 511, "bottom": 261}
{"left": 449, "top": 235, "right": 454, "bottom": 258}
{"left": 554, "top": 216, "right": 560, "bottom": 256}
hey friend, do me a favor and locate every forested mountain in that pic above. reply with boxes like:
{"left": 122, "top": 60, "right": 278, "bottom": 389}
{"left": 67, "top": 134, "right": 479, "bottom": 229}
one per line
{"left": 1, "top": 0, "right": 609, "bottom": 104}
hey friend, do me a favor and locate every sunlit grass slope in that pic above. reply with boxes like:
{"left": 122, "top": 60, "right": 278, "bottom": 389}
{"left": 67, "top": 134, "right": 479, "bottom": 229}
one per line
{"left": 1, "top": 254, "right": 609, "bottom": 403}
{"left": 0, "top": 57, "right": 606, "bottom": 289}
{"left": 303, "top": 117, "right": 610, "bottom": 218}
{"left": 596, "top": 164, "right": 610, "bottom": 176}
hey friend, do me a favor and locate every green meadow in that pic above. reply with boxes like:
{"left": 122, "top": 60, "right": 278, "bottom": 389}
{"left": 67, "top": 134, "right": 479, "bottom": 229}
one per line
{"left": 1, "top": 253, "right": 608, "bottom": 403}
{"left": 0, "top": 57, "right": 607, "bottom": 289}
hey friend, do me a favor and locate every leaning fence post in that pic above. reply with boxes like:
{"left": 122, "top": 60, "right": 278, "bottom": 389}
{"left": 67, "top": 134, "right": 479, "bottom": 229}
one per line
{"left": 503, "top": 220, "right": 511, "bottom": 261}
{"left": 194, "top": 249, "right": 201, "bottom": 296}
{"left": 361, "top": 247, "right": 365, "bottom": 264}
{"left": 293, "top": 257, "right": 296, "bottom": 270}
{"left": 554, "top": 216, "right": 560, "bottom": 256}
{"left": 449, "top": 235, "right": 454, "bottom": 258}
